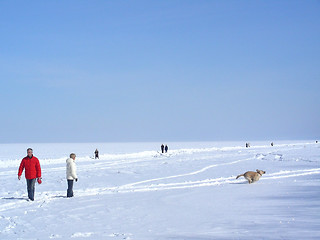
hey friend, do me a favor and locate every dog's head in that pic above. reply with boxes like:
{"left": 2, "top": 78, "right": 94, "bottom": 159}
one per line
{"left": 256, "top": 169, "right": 266, "bottom": 175}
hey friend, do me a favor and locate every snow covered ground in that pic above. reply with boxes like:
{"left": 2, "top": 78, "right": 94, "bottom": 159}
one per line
{"left": 0, "top": 141, "right": 319, "bottom": 240}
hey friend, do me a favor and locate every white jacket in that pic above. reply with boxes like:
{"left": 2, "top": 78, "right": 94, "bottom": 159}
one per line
{"left": 66, "top": 158, "right": 78, "bottom": 180}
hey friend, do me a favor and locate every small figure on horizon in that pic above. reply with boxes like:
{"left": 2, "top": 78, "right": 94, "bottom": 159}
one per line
{"left": 18, "top": 148, "right": 42, "bottom": 201}
{"left": 95, "top": 149, "right": 99, "bottom": 159}
{"left": 161, "top": 144, "right": 164, "bottom": 153}
{"left": 66, "top": 153, "right": 78, "bottom": 198}
{"left": 316, "top": 141, "right": 318, "bottom": 144}
{"left": 246, "top": 143, "right": 250, "bottom": 148}
{"left": 271, "top": 142, "right": 274, "bottom": 147}
{"left": 165, "top": 145, "right": 168, "bottom": 153}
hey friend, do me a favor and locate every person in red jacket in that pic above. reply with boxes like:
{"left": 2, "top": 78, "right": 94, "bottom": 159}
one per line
{"left": 18, "top": 148, "right": 42, "bottom": 201}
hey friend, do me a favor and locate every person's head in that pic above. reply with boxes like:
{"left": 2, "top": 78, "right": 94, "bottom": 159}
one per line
{"left": 27, "top": 148, "right": 33, "bottom": 157}
{"left": 70, "top": 153, "right": 76, "bottom": 160}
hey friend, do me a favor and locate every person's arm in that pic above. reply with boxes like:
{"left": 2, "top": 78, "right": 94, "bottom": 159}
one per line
{"left": 71, "top": 161, "right": 78, "bottom": 180}
{"left": 18, "top": 159, "right": 25, "bottom": 180}
{"left": 36, "top": 158, "right": 42, "bottom": 179}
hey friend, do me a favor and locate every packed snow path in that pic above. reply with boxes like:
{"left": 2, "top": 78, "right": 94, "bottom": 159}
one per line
{"left": 0, "top": 141, "right": 319, "bottom": 239}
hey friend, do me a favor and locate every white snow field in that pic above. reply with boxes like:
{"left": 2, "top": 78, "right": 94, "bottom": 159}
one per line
{"left": 0, "top": 141, "right": 319, "bottom": 240}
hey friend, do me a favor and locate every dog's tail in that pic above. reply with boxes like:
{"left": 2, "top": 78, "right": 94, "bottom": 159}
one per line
{"left": 236, "top": 174, "right": 244, "bottom": 179}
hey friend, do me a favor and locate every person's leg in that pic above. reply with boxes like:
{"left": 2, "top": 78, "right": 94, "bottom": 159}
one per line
{"left": 69, "top": 180, "right": 74, "bottom": 197}
{"left": 26, "top": 179, "right": 31, "bottom": 199}
{"left": 67, "top": 180, "right": 74, "bottom": 197}
{"left": 27, "top": 179, "right": 36, "bottom": 201}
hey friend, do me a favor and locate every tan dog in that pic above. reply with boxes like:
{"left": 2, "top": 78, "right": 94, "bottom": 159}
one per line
{"left": 236, "top": 169, "right": 266, "bottom": 184}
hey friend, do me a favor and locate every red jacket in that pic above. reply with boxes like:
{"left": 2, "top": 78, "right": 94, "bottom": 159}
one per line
{"left": 18, "top": 156, "right": 41, "bottom": 179}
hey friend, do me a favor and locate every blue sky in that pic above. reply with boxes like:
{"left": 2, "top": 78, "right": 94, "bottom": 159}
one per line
{"left": 0, "top": 0, "right": 319, "bottom": 143}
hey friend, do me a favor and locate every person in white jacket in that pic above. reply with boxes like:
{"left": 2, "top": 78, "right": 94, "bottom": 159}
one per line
{"left": 66, "top": 153, "right": 78, "bottom": 198}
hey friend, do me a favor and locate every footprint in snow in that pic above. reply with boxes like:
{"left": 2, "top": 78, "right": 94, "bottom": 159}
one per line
{"left": 71, "top": 232, "right": 93, "bottom": 238}
{"left": 49, "top": 234, "right": 62, "bottom": 239}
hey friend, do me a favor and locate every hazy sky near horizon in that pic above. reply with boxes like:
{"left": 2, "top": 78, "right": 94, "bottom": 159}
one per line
{"left": 1, "top": 1, "right": 319, "bottom": 143}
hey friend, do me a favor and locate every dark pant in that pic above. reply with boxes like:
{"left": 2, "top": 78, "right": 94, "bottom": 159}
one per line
{"left": 67, "top": 180, "right": 74, "bottom": 197}
{"left": 26, "top": 178, "right": 36, "bottom": 201}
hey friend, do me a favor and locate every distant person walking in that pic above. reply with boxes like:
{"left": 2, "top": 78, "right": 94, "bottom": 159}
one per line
{"left": 66, "top": 153, "right": 78, "bottom": 198}
{"left": 18, "top": 148, "right": 42, "bottom": 201}
{"left": 95, "top": 149, "right": 99, "bottom": 159}
{"left": 165, "top": 145, "right": 168, "bottom": 153}
{"left": 161, "top": 144, "right": 164, "bottom": 153}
